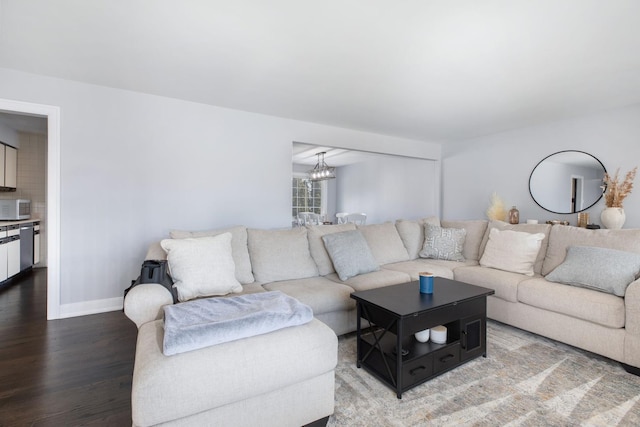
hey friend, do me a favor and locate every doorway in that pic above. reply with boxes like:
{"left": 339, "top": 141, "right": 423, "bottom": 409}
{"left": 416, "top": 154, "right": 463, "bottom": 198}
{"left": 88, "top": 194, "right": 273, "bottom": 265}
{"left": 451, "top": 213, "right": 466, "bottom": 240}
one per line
{"left": 0, "top": 98, "right": 60, "bottom": 320}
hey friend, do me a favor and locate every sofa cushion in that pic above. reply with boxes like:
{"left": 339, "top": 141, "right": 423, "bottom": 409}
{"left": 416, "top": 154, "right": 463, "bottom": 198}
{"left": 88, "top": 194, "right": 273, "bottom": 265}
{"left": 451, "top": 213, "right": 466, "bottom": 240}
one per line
{"left": 324, "top": 269, "right": 412, "bottom": 292}
{"left": 263, "top": 276, "right": 356, "bottom": 315}
{"left": 454, "top": 265, "right": 530, "bottom": 303}
{"left": 545, "top": 246, "right": 640, "bottom": 296}
{"left": 419, "top": 224, "right": 466, "bottom": 261}
{"left": 170, "top": 225, "right": 254, "bottom": 284}
{"left": 247, "top": 227, "right": 319, "bottom": 283}
{"left": 542, "top": 225, "right": 640, "bottom": 275}
{"left": 395, "top": 217, "right": 441, "bottom": 260}
{"left": 518, "top": 277, "right": 625, "bottom": 329}
{"left": 440, "top": 220, "right": 488, "bottom": 262}
{"left": 357, "top": 222, "right": 410, "bottom": 264}
{"left": 478, "top": 220, "right": 551, "bottom": 274}
{"left": 479, "top": 228, "right": 545, "bottom": 276}
{"left": 382, "top": 260, "right": 455, "bottom": 280}
{"left": 306, "top": 223, "right": 357, "bottom": 276}
{"left": 160, "top": 233, "right": 243, "bottom": 302}
{"left": 322, "top": 230, "right": 379, "bottom": 281}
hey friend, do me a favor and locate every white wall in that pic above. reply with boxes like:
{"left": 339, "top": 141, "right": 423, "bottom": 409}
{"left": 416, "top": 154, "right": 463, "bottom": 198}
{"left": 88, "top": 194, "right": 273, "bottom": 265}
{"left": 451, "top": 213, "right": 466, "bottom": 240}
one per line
{"left": 442, "top": 103, "right": 640, "bottom": 228}
{"left": 336, "top": 156, "right": 439, "bottom": 224}
{"left": 0, "top": 67, "right": 441, "bottom": 314}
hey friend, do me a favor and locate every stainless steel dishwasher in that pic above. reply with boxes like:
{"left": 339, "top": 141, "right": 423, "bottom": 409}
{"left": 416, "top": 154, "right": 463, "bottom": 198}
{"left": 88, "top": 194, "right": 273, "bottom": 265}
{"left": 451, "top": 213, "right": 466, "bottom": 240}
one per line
{"left": 19, "top": 222, "right": 34, "bottom": 271}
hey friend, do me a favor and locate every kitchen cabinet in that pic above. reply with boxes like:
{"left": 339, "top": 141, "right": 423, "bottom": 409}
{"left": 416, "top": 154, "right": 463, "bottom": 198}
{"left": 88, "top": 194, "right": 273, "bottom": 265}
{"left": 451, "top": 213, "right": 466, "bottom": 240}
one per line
{"left": 0, "top": 220, "right": 41, "bottom": 285}
{"left": 5, "top": 145, "right": 17, "bottom": 188}
{"left": 7, "top": 225, "right": 20, "bottom": 277}
{"left": 0, "top": 143, "right": 17, "bottom": 190}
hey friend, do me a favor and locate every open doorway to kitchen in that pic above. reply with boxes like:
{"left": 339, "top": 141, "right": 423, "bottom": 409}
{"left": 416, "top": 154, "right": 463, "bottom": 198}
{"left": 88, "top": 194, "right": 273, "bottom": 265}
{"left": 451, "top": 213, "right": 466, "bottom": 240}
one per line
{"left": 0, "top": 99, "right": 60, "bottom": 320}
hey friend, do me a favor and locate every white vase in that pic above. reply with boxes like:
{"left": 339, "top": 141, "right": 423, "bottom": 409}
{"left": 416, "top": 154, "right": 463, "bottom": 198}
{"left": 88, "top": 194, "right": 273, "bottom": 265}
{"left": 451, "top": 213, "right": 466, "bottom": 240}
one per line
{"left": 601, "top": 207, "right": 626, "bottom": 229}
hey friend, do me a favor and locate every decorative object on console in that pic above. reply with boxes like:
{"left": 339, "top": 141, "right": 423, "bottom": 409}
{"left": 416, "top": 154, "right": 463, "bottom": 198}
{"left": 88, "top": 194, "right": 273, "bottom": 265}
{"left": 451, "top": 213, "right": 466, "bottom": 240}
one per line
{"left": 526, "top": 219, "right": 539, "bottom": 224}
{"left": 601, "top": 166, "right": 637, "bottom": 229}
{"left": 508, "top": 206, "right": 520, "bottom": 224}
{"left": 486, "top": 192, "right": 507, "bottom": 221}
{"left": 546, "top": 220, "right": 570, "bottom": 226}
{"left": 577, "top": 212, "right": 589, "bottom": 228}
{"left": 308, "top": 151, "right": 336, "bottom": 181}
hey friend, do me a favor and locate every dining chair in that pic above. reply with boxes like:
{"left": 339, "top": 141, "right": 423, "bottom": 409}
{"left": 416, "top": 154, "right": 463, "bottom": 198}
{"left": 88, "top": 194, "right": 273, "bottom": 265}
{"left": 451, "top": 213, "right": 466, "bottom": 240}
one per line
{"left": 335, "top": 212, "right": 349, "bottom": 224}
{"left": 345, "top": 213, "right": 366, "bottom": 225}
{"left": 297, "top": 212, "right": 321, "bottom": 226}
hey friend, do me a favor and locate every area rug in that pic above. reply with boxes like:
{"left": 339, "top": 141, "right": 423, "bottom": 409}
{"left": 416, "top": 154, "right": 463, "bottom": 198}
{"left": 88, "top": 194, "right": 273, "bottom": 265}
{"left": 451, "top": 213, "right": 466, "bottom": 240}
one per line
{"left": 328, "top": 321, "right": 640, "bottom": 426}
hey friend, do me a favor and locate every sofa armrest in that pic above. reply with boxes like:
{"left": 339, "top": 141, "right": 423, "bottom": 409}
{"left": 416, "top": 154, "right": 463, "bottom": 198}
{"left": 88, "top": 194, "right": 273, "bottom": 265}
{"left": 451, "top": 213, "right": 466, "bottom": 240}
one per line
{"left": 124, "top": 283, "right": 173, "bottom": 329}
{"left": 625, "top": 278, "right": 640, "bottom": 334}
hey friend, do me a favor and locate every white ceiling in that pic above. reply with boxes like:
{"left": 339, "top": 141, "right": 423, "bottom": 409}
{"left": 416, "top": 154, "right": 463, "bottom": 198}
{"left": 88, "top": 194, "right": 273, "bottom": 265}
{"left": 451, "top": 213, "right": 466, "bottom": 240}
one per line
{"left": 1, "top": 1, "right": 640, "bottom": 142}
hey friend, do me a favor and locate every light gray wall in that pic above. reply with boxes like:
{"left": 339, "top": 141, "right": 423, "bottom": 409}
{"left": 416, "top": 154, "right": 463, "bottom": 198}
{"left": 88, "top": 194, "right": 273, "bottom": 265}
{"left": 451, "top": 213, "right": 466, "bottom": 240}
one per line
{"left": 0, "top": 67, "right": 440, "bottom": 310}
{"left": 336, "top": 156, "right": 438, "bottom": 224}
{"left": 442, "top": 103, "right": 640, "bottom": 228}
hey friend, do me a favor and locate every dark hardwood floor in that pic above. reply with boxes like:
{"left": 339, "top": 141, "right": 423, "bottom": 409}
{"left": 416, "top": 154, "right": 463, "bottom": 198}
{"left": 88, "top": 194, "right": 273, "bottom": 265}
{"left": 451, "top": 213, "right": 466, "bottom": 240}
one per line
{"left": 0, "top": 269, "right": 138, "bottom": 426}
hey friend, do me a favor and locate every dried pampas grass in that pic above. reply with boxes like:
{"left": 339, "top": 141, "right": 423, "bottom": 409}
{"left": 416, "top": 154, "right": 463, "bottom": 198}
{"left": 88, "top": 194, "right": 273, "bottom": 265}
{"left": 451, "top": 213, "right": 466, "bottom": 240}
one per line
{"left": 486, "top": 192, "right": 507, "bottom": 221}
{"left": 603, "top": 166, "right": 637, "bottom": 208}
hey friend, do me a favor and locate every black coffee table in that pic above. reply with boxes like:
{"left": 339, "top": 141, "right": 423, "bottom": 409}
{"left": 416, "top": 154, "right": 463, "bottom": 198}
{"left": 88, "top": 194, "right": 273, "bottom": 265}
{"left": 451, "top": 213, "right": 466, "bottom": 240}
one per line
{"left": 350, "top": 277, "right": 495, "bottom": 398}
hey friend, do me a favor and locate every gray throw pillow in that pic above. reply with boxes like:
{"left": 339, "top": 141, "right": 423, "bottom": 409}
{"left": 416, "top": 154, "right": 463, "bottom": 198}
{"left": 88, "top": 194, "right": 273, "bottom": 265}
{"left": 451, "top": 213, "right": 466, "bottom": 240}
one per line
{"left": 322, "top": 230, "right": 380, "bottom": 281}
{"left": 419, "top": 224, "right": 466, "bottom": 262}
{"left": 545, "top": 246, "right": 640, "bottom": 296}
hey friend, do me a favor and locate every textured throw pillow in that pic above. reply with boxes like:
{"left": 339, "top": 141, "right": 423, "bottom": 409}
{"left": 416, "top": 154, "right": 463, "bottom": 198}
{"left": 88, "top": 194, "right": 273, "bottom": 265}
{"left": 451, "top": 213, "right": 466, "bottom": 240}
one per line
{"left": 419, "top": 224, "right": 467, "bottom": 261}
{"left": 479, "top": 228, "right": 545, "bottom": 276}
{"left": 546, "top": 246, "right": 640, "bottom": 296}
{"left": 322, "top": 230, "right": 379, "bottom": 281}
{"left": 395, "top": 217, "right": 441, "bottom": 260}
{"left": 160, "top": 233, "right": 243, "bottom": 302}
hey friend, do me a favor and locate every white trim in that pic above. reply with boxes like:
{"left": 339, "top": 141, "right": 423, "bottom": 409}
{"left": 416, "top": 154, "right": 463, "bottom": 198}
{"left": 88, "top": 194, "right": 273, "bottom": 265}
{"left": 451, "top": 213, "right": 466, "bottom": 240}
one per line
{"left": 58, "top": 297, "right": 124, "bottom": 319}
{"left": 0, "top": 98, "right": 61, "bottom": 320}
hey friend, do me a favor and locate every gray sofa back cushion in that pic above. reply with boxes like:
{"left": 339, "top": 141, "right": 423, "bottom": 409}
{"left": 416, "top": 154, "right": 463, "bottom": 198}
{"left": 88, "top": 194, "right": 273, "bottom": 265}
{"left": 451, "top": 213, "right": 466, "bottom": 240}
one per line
{"left": 169, "top": 225, "right": 254, "bottom": 284}
{"left": 307, "top": 223, "right": 357, "bottom": 276}
{"left": 247, "top": 227, "right": 319, "bottom": 283}
{"left": 542, "top": 225, "right": 640, "bottom": 275}
{"left": 477, "top": 220, "right": 551, "bottom": 274}
{"left": 357, "top": 222, "right": 410, "bottom": 265}
{"left": 395, "top": 217, "right": 440, "bottom": 260}
{"left": 440, "top": 220, "right": 488, "bottom": 262}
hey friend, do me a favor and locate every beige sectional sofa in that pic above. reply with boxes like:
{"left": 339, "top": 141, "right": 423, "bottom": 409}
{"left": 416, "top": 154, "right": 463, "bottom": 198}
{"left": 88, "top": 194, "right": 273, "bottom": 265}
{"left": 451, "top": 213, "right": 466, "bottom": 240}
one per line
{"left": 124, "top": 218, "right": 640, "bottom": 426}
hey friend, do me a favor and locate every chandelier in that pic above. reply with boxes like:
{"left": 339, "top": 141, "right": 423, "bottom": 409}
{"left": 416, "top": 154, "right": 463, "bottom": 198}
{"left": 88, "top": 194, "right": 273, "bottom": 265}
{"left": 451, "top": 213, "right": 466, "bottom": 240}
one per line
{"left": 308, "top": 152, "right": 336, "bottom": 181}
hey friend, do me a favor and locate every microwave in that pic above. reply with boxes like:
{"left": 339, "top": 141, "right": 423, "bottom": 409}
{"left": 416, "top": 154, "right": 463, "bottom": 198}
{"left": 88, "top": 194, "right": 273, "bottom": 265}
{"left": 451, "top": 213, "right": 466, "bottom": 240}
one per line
{"left": 0, "top": 199, "right": 31, "bottom": 220}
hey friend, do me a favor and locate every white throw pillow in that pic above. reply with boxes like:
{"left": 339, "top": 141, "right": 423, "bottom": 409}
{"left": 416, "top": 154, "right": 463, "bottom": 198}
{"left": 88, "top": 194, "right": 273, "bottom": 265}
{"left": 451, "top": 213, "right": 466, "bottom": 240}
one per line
{"left": 479, "top": 228, "right": 545, "bottom": 276}
{"left": 160, "top": 233, "right": 243, "bottom": 302}
{"left": 169, "top": 225, "right": 254, "bottom": 284}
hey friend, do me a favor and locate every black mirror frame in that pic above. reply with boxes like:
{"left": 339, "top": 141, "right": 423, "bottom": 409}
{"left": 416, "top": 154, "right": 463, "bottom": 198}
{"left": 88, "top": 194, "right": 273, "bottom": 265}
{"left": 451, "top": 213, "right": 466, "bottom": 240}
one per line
{"left": 528, "top": 150, "right": 606, "bottom": 215}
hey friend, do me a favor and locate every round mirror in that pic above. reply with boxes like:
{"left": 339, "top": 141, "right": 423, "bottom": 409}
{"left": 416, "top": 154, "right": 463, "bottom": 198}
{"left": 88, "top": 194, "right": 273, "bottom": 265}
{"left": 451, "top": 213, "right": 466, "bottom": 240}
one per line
{"left": 529, "top": 150, "right": 606, "bottom": 214}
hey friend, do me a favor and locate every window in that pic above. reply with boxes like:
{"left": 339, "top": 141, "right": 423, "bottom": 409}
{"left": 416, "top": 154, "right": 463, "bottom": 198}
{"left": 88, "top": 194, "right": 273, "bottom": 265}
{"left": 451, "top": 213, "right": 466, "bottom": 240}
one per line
{"left": 292, "top": 175, "right": 324, "bottom": 218}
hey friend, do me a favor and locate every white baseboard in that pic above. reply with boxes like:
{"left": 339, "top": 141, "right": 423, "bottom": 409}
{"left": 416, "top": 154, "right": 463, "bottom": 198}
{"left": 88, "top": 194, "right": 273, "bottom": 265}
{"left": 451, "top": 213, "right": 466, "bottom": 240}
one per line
{"left": 58, "top": 296, "right": 124, "bottom": 319}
